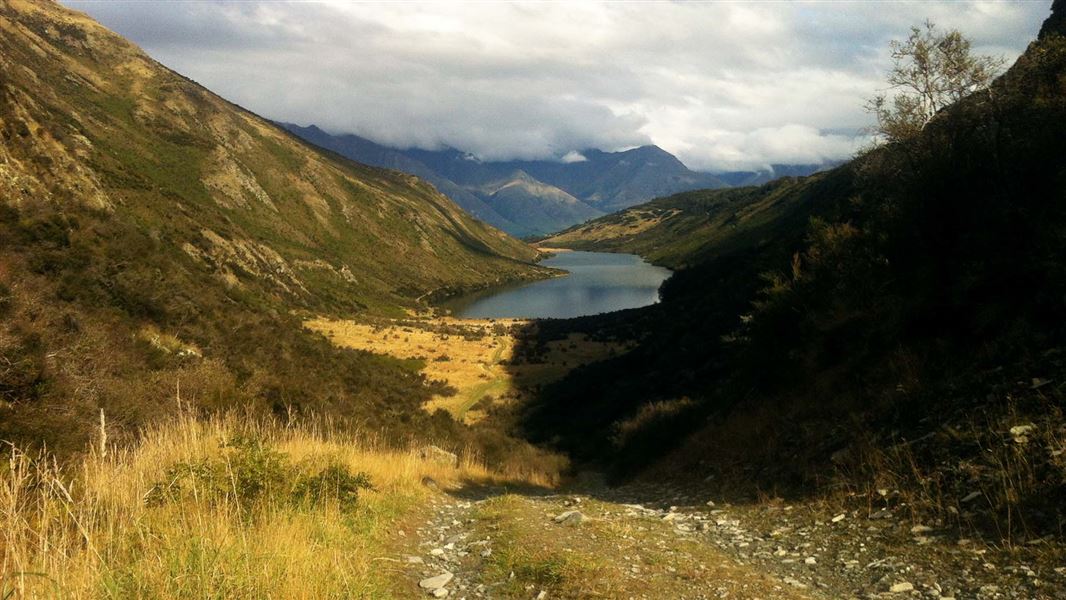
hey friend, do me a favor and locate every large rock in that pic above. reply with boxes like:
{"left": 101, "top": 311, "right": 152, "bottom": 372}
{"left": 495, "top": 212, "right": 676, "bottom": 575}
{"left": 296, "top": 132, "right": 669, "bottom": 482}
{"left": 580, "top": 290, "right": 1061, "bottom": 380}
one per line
{"left": 418, "top": 446, "right": 459, "bottom": 468}
{"left": 553, "top": 510, "right": 585, "bottom": 526}
{"left": 419, "top": 572, "right": 454, "bottom": 591}
{"left": 889, "top": 581, "right": 914, "bottom": 593}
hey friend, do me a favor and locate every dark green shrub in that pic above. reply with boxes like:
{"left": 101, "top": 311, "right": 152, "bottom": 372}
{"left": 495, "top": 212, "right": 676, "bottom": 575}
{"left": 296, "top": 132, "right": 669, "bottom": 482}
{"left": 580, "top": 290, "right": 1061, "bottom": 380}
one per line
{"left": 291, "top": 463, "right": 373, "bottom": 510}
{"left": 145, "top": 436, "right": 374, "bottom": 513}
{"left": 221, "top": 435, "right": 289, "bottom": 505}
{"left": 145, "top": 435, "right": 288, "bottom": 510}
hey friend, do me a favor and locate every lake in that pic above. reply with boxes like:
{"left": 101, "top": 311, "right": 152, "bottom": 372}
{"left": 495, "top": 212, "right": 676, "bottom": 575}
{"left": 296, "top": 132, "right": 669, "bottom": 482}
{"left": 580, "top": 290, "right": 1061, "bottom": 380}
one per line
{"left": 443, "top": 250, "right": 672, "bottom": 319}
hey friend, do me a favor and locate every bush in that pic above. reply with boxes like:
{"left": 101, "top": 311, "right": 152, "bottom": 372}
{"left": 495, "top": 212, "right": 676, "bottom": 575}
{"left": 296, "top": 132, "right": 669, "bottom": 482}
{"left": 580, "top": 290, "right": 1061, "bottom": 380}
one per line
{"left": 0, "top": 282, "right": 12, "bottom": 317}
{"left": 0, "top": 330, "right": 49, "bottom": 403}
{"left": 291, "top": 463, "right": 374, "bottom": 510}
{"left": 145, "top": 435, "right": 374, "bottom": 512}
{"left": 145, "top": 435, "right": 287, "bottom": 509}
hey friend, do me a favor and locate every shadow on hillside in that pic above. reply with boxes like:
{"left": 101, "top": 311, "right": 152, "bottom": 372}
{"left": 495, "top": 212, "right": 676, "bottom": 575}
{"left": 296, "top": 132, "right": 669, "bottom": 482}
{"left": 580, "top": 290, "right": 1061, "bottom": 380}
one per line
{"left": 494, "top": 309, "right": 1066, "bottom": 544}
{"left": 492, "top": 307, "right": 792, "bottom": 509}
{"left": 494, "top": 294, "right": 781, "bottom": 492}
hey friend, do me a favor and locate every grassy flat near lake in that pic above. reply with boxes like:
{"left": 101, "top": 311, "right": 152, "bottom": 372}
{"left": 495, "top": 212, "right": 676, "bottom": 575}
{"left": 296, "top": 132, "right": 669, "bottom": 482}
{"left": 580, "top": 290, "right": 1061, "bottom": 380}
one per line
{"left": 306, "top": 315, "right": 633, "bottom": 423}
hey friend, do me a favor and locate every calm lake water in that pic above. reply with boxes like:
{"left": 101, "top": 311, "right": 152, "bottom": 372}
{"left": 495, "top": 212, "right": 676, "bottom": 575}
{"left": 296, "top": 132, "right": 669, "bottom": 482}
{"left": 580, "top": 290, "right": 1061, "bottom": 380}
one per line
{"left": 444, "top": 251, "right": 672, "bottom": 319}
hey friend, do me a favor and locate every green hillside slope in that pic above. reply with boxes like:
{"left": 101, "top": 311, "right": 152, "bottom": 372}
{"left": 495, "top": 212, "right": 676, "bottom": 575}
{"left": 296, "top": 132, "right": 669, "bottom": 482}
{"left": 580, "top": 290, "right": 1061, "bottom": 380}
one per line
{"left": 0, "top": 0, "right": 548, "bottom": 452}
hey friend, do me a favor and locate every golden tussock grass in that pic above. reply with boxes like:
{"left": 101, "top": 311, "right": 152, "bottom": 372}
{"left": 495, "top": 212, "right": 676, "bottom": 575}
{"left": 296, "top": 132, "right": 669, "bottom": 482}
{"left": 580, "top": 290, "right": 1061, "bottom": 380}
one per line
{"left": 306, "top": 316, "right": 631, "bottom": 424}
{"left": 306, "top": 316, "right": 521, "bottom": 421}
{"left": 1, "top": 411, "right": 550, "bottom": 599}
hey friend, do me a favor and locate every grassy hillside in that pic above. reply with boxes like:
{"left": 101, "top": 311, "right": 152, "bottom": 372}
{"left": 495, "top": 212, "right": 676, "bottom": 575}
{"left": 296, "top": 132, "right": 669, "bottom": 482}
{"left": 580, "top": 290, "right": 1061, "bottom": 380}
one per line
{"left": 278, "top": 123, "right": 523, "bottom": 234}
{"left": 0, "top": 0, "right": 551, "bottom": 453}
{"left": 541, "top": 168, "right": 855, "bottom": 269}
{"left": 522, "top": 2, "right": 1066, "bottom": 544}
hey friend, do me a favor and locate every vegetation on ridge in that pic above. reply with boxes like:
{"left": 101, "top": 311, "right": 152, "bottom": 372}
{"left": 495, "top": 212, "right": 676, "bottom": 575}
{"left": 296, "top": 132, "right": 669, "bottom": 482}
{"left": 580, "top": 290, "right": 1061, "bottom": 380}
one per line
{"left": 525, "top": 10, "right": 1066, "bottom": 547}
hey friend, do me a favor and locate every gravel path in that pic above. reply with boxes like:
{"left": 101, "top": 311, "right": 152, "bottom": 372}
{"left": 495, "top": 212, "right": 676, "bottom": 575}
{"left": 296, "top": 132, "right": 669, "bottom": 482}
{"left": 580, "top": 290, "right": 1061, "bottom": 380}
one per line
{"left": 398, "top": 480, "right": 1066, "bottom": 599}
{"left": 408, "top": 495, "right": 492, "bottom": 599}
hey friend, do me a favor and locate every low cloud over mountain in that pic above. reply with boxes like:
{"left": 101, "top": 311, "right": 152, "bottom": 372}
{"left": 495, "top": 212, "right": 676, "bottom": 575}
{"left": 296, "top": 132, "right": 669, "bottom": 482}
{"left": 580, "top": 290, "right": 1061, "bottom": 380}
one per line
{"left": 67, "top": 2, "right": 1045, "bottom": 171}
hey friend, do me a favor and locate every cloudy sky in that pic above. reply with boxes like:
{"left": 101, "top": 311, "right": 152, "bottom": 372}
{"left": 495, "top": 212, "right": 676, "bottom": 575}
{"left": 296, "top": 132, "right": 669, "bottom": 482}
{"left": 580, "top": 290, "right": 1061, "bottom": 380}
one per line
{"left": 64, "top": 1, "right": 1049, "bottom": 172}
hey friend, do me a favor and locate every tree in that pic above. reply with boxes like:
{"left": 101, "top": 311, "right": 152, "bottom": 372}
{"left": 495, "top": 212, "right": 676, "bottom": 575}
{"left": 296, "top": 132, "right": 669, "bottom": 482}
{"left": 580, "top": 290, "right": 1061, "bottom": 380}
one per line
{"left": 867, "top": 20, "right": 1004, "bottom": 143}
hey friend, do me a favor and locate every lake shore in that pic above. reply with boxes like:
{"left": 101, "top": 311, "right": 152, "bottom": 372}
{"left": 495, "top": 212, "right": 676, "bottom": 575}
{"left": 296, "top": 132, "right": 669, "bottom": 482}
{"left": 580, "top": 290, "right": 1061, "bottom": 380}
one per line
{"left": 441, "top": 250, "right": 672, "bottom": 320}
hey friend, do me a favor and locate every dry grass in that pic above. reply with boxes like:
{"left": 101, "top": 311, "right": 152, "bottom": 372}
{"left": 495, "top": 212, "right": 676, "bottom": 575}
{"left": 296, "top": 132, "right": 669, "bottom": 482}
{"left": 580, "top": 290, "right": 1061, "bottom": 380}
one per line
{"left": 0, "top": 411, "right": 549, "bottom": 599}
{"left": 307, "top": 316, "right": 520, "bottom": 421}
{"left": 843, "top": 398, "right": 1066, "bottom": 546}
{"left": 541, "top": 208, "right": 681, "bottom": 246}
{"left": 306, "top": 316, "right": 627, "bottom": 423}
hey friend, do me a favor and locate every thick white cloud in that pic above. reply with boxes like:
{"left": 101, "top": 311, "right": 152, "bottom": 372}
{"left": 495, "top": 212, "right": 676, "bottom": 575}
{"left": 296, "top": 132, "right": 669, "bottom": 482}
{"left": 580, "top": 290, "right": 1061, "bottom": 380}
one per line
{"left": 63, "top": 1, "right": 1049, "bottom": 171}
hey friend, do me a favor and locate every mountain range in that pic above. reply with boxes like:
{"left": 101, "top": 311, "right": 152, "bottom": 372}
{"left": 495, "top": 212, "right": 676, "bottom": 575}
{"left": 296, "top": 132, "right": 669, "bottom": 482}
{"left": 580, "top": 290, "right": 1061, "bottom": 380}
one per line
{"left": 282, "top": 124, "right": 833, "bottom": 237}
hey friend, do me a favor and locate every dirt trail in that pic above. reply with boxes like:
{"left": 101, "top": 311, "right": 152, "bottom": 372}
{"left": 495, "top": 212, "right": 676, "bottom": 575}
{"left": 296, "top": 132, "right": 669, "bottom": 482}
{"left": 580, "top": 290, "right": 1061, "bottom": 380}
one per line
{"left": 396, "top": 480, "right": 1064, "bottom": 599}
{"left": 399, "top": 483, "right": 818, "bottom": 600}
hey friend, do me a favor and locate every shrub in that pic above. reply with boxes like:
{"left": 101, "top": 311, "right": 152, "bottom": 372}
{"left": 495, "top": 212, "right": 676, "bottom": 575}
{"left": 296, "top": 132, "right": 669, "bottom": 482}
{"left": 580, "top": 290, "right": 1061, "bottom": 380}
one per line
{"left": 145, "top": 435, "right": 374, "bottom": 512}
{"left": 145, "top": 435, "right": 287, "bottom": 509}
{"left": 0, "top": 283, "right": 12, "bottom": 317}
{"left": 291, "top": 463, "right": 374, "bottom": 510}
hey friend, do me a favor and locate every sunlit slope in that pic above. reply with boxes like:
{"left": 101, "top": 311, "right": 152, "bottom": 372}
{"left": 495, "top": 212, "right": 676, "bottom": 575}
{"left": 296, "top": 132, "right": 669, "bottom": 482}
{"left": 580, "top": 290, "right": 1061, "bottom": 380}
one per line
{"left": 0, "top": 0, "right": 543, "bottom": 313}
{"left": 0, "top": 0, "right": 549, "bottom": 452}
{"left": 541, "top": 169, "right": 854, "bottom": 269}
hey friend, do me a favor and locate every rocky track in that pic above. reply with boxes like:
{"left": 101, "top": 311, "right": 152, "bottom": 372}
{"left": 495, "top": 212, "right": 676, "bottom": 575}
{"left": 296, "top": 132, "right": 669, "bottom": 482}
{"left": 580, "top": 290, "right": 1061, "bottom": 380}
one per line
{"left": 394, "top": 478, "right": 1066, "bottom": 599}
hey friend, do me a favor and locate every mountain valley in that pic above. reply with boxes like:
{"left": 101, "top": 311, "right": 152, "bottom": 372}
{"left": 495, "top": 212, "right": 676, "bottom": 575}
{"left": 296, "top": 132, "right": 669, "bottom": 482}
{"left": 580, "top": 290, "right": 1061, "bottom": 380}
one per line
{"left": 283, "top": 123, "right": 831, "bottom": 238}
{"left": 2, "top": 0, "right": 1066, "bottom": 598}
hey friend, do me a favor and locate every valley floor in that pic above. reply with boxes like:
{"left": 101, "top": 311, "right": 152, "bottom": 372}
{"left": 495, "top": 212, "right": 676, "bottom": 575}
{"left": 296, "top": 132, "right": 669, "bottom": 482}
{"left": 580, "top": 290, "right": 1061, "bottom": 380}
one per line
{"left": 304, "top": 313, "right": 1066, "bottom": 600}
{"left": 306, "top": 315, "right": 630, "bottom": 423}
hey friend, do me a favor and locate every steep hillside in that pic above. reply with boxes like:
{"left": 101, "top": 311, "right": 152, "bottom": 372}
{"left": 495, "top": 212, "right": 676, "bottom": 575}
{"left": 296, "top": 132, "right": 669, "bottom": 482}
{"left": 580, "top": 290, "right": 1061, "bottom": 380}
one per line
{"left": 477, "top": 171, "right": 605, "bottom": 236}
{"left": 278, "top": 123, "right": 520, "bottom": 232}
{"left": 497, "top": 145, "right": 727, "bottom": 213}
{"left": 280, "top": 126, "right": 599, "bottom": 237}
{"left": 522, "top": 1, "right": 1066, "bottom": 545}
{"left": 404, "top": 143, "right": 727, "bottom": 233}
{"left": 0, "top": 0, "right": 549, "bottom": 452}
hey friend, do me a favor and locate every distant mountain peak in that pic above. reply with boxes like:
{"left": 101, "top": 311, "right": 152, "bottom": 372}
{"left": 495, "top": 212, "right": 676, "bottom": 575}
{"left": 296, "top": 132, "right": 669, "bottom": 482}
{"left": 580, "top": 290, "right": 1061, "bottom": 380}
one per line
{"left": 283, "top": 126, "right": 831, "bottom": 235}
{"left": 630, "top": 144, "right": 673, "bottom": 157}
